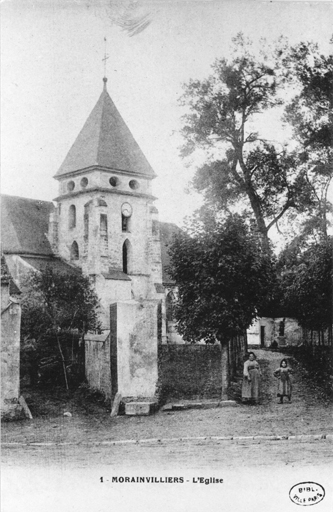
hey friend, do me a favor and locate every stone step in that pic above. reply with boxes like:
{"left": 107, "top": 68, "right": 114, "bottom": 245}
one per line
{"left": 125, "top": 402, "right": 157, "bottom": 416}
{"left": 161, "top": 400, "right": 237, "bottom": 412}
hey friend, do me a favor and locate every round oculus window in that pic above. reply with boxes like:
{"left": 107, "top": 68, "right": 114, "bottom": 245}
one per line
{"left": 129, "top": 179, "right": 139, "bottom": 190}
{"left": 67, "top": 181, "right": 75, "bottom": 192}
{"left": 80, "top": 177, "right": 88, "bottom": 188}
{"left": 109, "top": 176, "right": 119, "bottom": 187}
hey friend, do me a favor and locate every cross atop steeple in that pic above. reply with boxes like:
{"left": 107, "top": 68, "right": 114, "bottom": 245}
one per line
{"left": 102, "top": 37, "right": 109, "bottom": 89}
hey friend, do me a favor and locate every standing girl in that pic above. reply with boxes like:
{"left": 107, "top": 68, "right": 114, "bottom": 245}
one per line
{"left": 273, "top": 358, "right": 293, "bottom": 403}
{"left": 241, "top": 352, "right": 261, "bottom": 404}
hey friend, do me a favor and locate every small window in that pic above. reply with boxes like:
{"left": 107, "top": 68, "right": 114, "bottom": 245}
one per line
{"left": 70, "top": 241, "right": 79, "bottom": 260}
{"left": 122, "top": 214, "right": 129, "bottom": 232}
{"left": 122, "top": 240, "right": 131, "bottom": 274}
{"left": 109, "top": 176, "right": 119, "bottom": 187}
{"left": 129, "top": 179, "right": 139, "bottom": 190}
{"left": 80, "top": 177, "right": 88, "bottom": 188}
{"left": 100, "top": 214, "right": 108, "bottom": 235}
{"left": 67, "top": 181, "right": 75, "bottom": 192}
{"left": 69, "top": 205, "right": 76, "bottom": 229}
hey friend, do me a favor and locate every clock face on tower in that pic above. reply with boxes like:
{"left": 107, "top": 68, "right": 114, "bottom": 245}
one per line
{"left": 121, "top": 202, "right": 132, "bottom": 218}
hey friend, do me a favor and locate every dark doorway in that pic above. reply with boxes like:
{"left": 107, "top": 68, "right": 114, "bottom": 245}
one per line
{"left": 279, "top": 320, "right": 285, "bottom": 336}
{"left": 260, "top": 326, "right": 265, "bottom": 347}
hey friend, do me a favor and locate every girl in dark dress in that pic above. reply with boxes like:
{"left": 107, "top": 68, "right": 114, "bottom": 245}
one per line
{"left": 273, "top": 358, "right": 293, "bottom": 404}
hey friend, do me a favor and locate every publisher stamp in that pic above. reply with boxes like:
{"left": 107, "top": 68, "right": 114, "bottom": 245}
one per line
{"left": 289, "top": 482, "right": 325, "bottom": 506}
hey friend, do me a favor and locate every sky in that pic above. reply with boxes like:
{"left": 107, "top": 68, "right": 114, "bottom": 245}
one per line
{"left": 1, "top": 0, "right": 332, "bottom": 226}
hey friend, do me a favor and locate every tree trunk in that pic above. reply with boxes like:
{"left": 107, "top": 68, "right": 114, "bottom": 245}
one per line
{"left": 244, "top": 330, "right": 248, "bottom": 356}
{"left": 56, "top": 333, "right": 69, "bottom": 390}
{"left": 221, "top": 343, "right": 229, "bottom": 400}
{"left": 237, "top": 155, "right": 271, "bottom": 251}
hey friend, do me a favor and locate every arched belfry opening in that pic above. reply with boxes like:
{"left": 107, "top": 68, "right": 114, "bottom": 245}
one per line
{"left": 70, "top": 241, "right": 79, "bottom": 260}
{"left": 69, "top": 205, "right": 76, "bottom": 229}
{"left": 122, "top": 239, "right": 131, "bottom": 274}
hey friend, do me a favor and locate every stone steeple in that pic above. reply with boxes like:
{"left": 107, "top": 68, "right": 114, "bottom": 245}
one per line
{"left": 55, "top": 79, "right": 156, "bottom": 179}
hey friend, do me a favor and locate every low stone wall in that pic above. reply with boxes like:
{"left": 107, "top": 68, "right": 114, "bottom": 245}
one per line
{"left": 158, "top": 344, "right": 222, "bottom": 402}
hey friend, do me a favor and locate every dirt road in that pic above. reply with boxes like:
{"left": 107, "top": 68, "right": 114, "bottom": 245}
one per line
{"left": 2, "top": 350, "right": 333, "bottom": 512}
{"left": 2, "top": 349, "right": 332, "bottom": 448}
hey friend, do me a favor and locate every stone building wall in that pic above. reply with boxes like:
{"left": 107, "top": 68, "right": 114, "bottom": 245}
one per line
{"left": 247, "top": 317, "right": 303, "bottom": 347}
{"left": 84, "top": 300, "right": 159, "bottom": 401}
{"left": 55, "top": 176, "right": 155, "bottom": 278}
{"left": 1, "top": 280, "right": 22, "bottom": 419}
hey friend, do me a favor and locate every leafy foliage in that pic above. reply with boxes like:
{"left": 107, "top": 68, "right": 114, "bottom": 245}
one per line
{"left": 179, "top": 35, "right": 301, "bottom": 244}
{"left": 283, "top": 42, "right": 333, "bottom": 240}
{"left": 169, "top": 212, "right": 273, "bottom": 342}
{"left": 284, "top": 42, "right": 333, "bottom": 150}
{"left": 21, "top": 267, "right": 100, "bottom": 336}
{"left": 278, "top": 237, "right": 333, "bottom": 332}
{"left": 21, "top": 267, "right": 101, "bottom": 389}
{"left": 179, "top": 34, "right": 332, "bottom": 247}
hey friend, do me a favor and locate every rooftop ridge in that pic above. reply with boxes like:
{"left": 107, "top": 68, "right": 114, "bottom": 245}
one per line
{"left": 55, "top": 84, "right": 156, "bottom": 179}
{"left": 1, "top": 193, "right": 53, "bottom": 206}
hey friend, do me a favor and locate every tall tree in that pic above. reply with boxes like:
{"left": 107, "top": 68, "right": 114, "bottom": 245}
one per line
{"left": 283, "top": 42, "right": 333, "bottom": 240}
{"left": 169, "top": 212, "right": 272, "bottom": 343}
{"left": 179, "top": 34, "right": 320, "bottom": 248}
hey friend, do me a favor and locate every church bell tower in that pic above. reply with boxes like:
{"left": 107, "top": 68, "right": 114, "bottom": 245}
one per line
{"left": 52, "top": 77, "right": 164, "bottom": 328}
{"left": 49, "top": 77, "right": 165, "bottom": 403}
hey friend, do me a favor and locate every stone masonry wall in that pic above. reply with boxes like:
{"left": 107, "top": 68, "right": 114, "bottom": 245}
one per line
{"left": 116, "top": 300, "right": 158, "bottom": 398}
{"left": 1, "top": 281, "right": 22, "bottom": 419}
{"left": 56, "top": 173, "right": 155, "bottom": 279}
{"left": 158, "top": 344, "right": 222, "bottom": 402}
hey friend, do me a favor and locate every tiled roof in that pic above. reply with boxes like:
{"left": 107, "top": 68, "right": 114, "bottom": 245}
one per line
{"left": 159, "top": 222, "right": 183, "bottom": 285}
{"left": 20, "top": 256, "right": 80, "bottom": 276}
{"left": 1, "top": 195, "right": 54, "bottom": 256}
{"left": 55, "top": 83, "right": 156, "bottom": 179}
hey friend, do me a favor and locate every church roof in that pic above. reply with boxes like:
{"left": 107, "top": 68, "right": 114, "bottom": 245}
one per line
{"left": 1, "top": 195, "right": 54, "bottom": 256}
{"left": 55, "top": 81, "right": 156, "bottom": 179}
{"left": 19, "top": 256, "right": 81, "bottom": 276}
